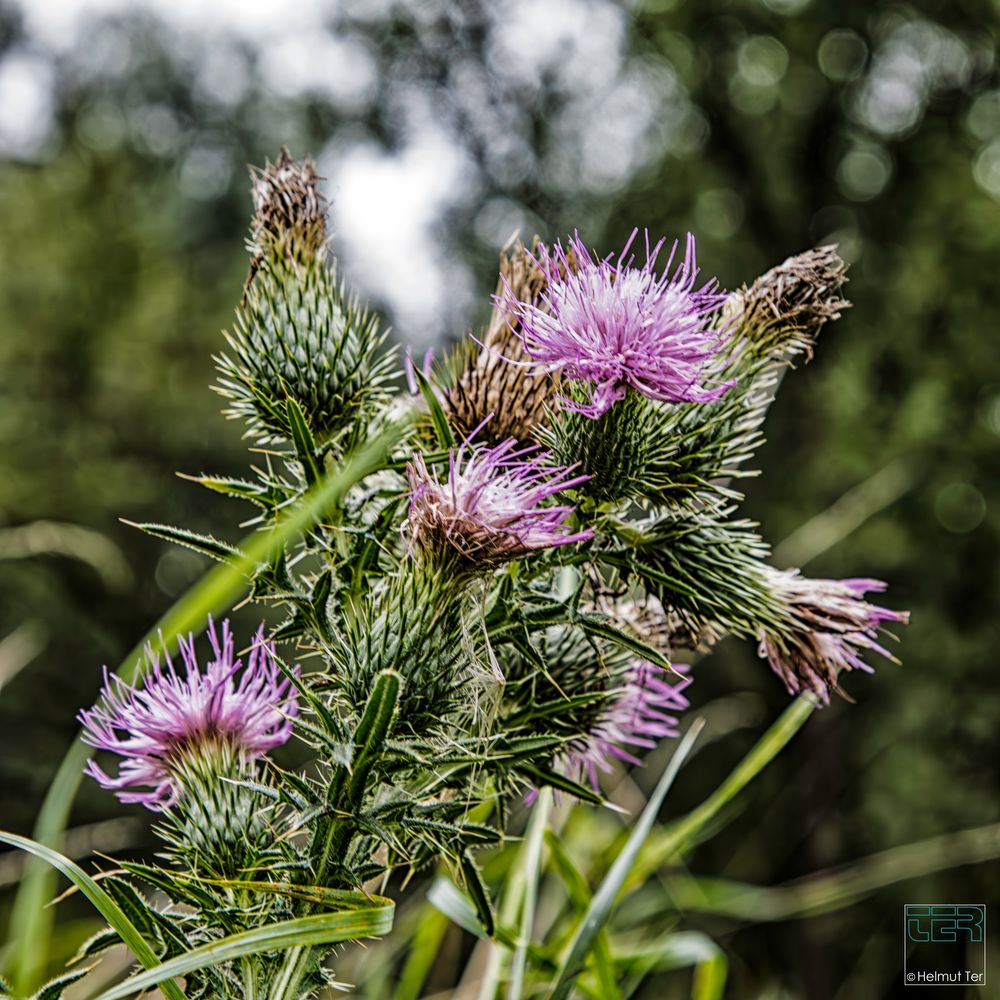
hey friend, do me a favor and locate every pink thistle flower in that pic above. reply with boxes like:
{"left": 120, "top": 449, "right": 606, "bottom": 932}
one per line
{"left": 80, "top": 619, "right": 298, "bottom": 811}
{"left": 497, "top": 230, "right": 732, "bottom": 418}
{"left": 552, "top": 661, "right": 691, "bottom": 795}
{"left": 759, "top": 570, "right": 909, "bottom": 705}
{"left": 405, "top": 437, "right": 593, "bottom": 565}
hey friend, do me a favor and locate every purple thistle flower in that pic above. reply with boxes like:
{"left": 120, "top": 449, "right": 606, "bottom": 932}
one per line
{"left": 405, "top": 436, "right": 593, "bottom": 565}
{"left": 759, "top": 570, "right": 909, "bottom": 705}
{"left": 497, "top": 229, "right": 732, "bottom": 418}
{"left": 552, "top": 661, "right": 691, "bottom": 795}
{"left": 80, "top": 619, "right": 298, "bottom": 811}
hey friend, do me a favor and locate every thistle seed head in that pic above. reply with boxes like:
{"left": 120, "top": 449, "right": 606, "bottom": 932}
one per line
{"left": 247, "top": 146, "right": 326, "bottom": 261}
{"left": 444, "top": 239, "right": 563, "bottom": 445}
{"left": 724, "top": 245, "right": 850, "bottom": 361}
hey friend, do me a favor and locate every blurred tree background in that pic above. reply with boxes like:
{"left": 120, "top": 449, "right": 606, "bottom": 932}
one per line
{"left": 0, "top": 0, "right": 998, "bottom": 996}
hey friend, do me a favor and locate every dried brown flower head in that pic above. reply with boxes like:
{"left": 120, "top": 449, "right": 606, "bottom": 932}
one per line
{"left": 724, "top": 245, "right": 850, "bottom": 361}
{"left": 443, "top": 238, "right": 576, "bottom": 445}
{"left": 247, "top": 147, "right": 326, "bottom": 264}
{"left": 758, "top": 568, "right": 908, "bottom": 704}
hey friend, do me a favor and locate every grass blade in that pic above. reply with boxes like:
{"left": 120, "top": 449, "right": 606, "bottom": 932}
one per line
{"left": 93, "top": 902, "right": 395, "bottom": 1000}
{"left": 5, "top": 417, "right": 410, "bottom": 994}
{"left": 0, "top": 831, "right": 187, "bottom": 1000}
{"left": 627, "top": 695, "right": 814, "bottom": 889}
{"left": 654, "top": 819, "right": 1000, "bottom": 922}
{"left": 613, "top": 932, "right": 726, "bottom": 1000}
{"left": 544, "top": 831, "right": 620, "bottom": 1000}
{"left": 546, "top": 718, "right": 705, "bottom": 1000}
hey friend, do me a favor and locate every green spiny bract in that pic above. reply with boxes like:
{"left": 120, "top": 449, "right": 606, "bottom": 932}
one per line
{"left": 215, "top": 148, "right": 397, "bottom": 446}
{"left": 216, "top": 256, "right": 396, "bottom": 445}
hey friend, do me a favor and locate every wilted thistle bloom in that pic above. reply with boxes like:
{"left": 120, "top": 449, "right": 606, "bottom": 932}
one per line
{"left": 499, "top": 230, "right": 732, "bottom": 419}
{"left": 405, "top": 437, "right": 593, "bottom": 565}
{"left": 80, "top": 620, "right": 298, "bottom": 811}
{"left": 444, "top": 239, "right": 568, "bottom": 445}
{"left": 216, "top": 149, "right": 395, "bottom": 444}
{"left": 722, "top": 244, "right": 849, "bottom": 361}
{"left": 247, "top": 146, "right": 326, "bottom": 261}
{"left": 549, "top": 661, "right": 691, "bottom": 795}
{"left": 759, "top": 570, "right": 909, "bottom": 704}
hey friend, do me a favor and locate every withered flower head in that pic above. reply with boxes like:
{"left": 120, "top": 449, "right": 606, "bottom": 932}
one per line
{"left": 405, "top": 437, "right": 592, "bottom": 567}
{"left": 723, "top": 245, "right": 849, "bottom": 361}
{"left": 247, "top": 147, "right": 326, "bottom": 261}
{"left": 759, "top": 568, "right": 908, "bottom": 705}
{"left": 443, "top": 238, "right": 573, "bottom": 445}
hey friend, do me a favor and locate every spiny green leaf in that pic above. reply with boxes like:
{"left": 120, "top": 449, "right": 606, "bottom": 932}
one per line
{"left": 286, "top": 396, "right": 323, "bottom": 486}
{"left": 350, "top": 669, "right": 403, "bottom": 807}
{"left": 459, "top": 850, "right": 495, "bottom": 938}
{"left": 189, "top": 474, "right": 288, "bottom": 508}
{"left": 577, "top": 614, "right": 674, "bottom": 674}
{"left": 30, "top": 965, "right": 96, "bottom": 1000}
{"left": 520, "top": 764, "right": 604, "bottom": 807}
{"left": 125, "top": 522, "right": 239, "bottom": 564}
{"left": 411, "top": 363, "right": 455, "bottom": 450}
{"left": 72, "top": 927, "right": 121, "bottom": 962}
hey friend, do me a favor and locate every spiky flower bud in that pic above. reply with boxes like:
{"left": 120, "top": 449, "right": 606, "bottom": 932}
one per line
{"left": 443, "top": 240, "right": 561, "bottom": 445}
{"left": 216, "top": 149, "right": 396, "bottom": 444}
{"left": 723, "top": 245, "right": 849, "bottom": 361}
{"left": 759, "top": 569, "right": 908, "bottom": 704}
{"left": 498, "top": 230, "right": 732, "bottom": 419}
{"left": 405, "top": 438, "right": 592, "bottom": 567}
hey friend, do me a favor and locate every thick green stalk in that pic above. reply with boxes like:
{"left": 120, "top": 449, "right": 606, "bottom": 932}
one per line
{"left": 271, "top": 671, "right": 403, "bottom": 999}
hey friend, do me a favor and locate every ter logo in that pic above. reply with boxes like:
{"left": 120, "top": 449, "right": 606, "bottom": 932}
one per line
{"left": 906, "top": 905, "right": 984, "bottom": 944}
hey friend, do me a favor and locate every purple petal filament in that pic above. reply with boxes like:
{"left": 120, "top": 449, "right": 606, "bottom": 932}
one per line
{"left": 80, "top": 619, "right": 298, "bottom": 810}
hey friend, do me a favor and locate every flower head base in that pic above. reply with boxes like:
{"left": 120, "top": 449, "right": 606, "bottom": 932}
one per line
{"left": 759, "top": 570, "right": 909, "bottom": 705}
{"left": 80, "top": 620, "right": 298, "bottom": 811}
{"left": 551, "top": 660, "right": 691, "bottom": 795}
{"left": 405, "top": 437, "right": 593, "bottom": 566}
{"left": 498, "top": 230, "right": 732, "bottom": 418}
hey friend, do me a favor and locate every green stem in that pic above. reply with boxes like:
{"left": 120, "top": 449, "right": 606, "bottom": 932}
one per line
{"left": 267, "top": 945, "right": 312, "bottom": 1000}
{"left": 508, "top": 788, "right": 552, "bottom": 1000}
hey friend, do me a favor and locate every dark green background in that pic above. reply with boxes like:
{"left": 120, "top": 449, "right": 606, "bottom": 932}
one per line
{"left": 1, "top": 1, "right": 997, "bottom": 996}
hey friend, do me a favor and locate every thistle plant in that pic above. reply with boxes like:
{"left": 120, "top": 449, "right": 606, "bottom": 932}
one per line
{"left": 5, "top": 150, "right": 908, "bottom": 1000}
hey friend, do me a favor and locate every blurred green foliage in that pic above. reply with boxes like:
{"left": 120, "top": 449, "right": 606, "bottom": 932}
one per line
{"left": 1, "top": 0, "right": 998, "bottom": 996}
